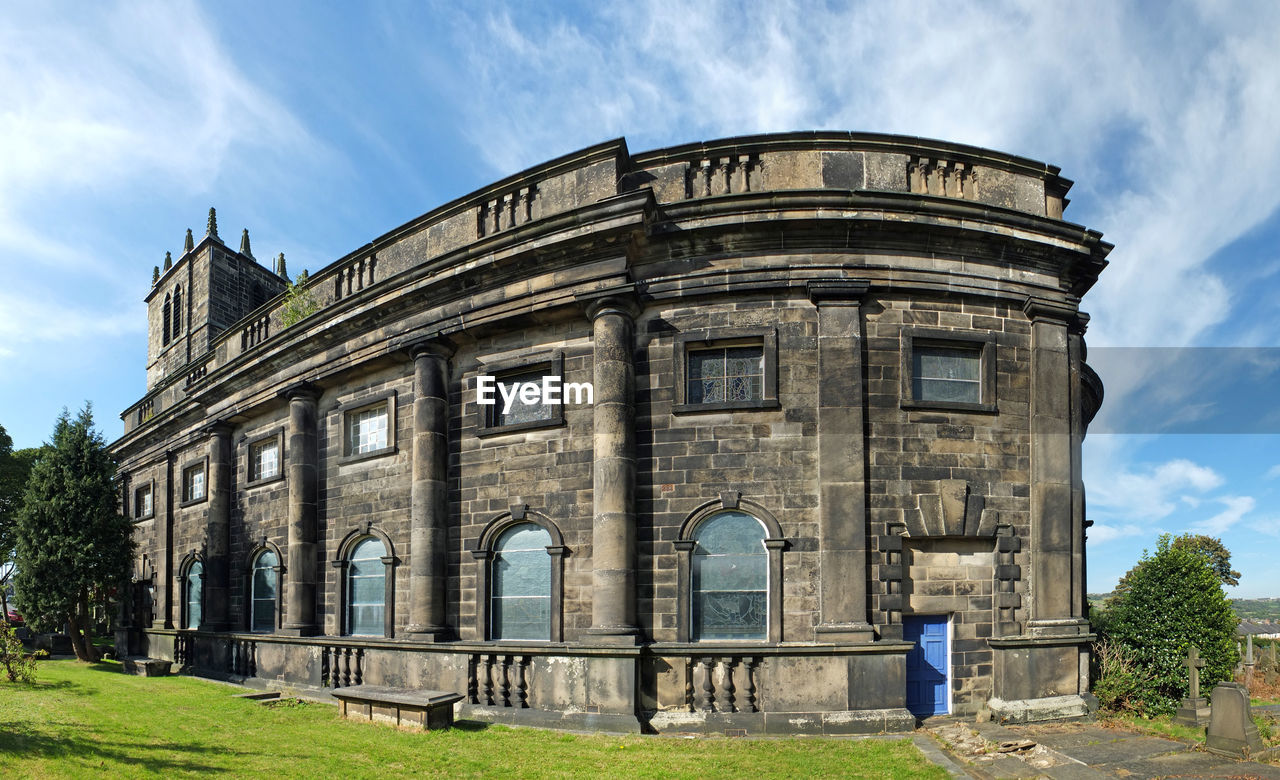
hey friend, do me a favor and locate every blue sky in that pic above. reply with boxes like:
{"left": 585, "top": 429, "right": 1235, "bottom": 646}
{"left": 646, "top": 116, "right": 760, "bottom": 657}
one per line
{"left": 2, "top": 1, "right": 1277, "bottom": 595}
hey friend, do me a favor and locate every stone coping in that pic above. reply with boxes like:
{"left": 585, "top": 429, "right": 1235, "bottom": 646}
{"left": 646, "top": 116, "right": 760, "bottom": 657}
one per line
{"left": 330, "top": 685, "right": 463, "bottom": 709}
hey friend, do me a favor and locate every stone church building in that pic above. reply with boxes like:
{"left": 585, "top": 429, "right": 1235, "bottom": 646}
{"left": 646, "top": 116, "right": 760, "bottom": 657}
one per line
{"left": 111, "top": 131, "right": 1109, "bottom": 733}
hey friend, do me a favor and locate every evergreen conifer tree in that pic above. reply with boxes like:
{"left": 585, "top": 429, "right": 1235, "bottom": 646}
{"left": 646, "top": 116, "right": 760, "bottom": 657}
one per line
{"left": 13, "top": 406, "right": 134, "bottom": 661}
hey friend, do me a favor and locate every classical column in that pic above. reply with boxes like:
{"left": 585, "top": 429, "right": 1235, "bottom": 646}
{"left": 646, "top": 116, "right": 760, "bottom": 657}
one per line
{"left": 1023, "top": 297, "right": 1088, "bottom": 634}
{"left": 407, "top": 338, "right": 454, "bottom": 640}
{"left": 203, "top": 421, "right": 233, "bottom": 630}
{"left": 281, "top": 382, "right": 321, "bottom": 636}
{"left": 158, "top": 452, "right": 175, "bottom": 629}
{"left": 809, "top": 281, "right": 875, "bottom": 643}
{"left": 582, "top": 292, "right": 641, "bottom": 645}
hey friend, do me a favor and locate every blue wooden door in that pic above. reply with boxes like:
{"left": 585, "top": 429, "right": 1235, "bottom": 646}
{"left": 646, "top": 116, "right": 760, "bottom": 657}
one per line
{"left": 904, "top": 615, "right": 949, "bottom": 717}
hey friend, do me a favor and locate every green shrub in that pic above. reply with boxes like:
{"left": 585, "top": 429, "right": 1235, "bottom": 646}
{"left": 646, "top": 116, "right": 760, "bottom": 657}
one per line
{"left": 281, "top": 269, "right": 319, "bottom": 327}
{"left": 1, "top": 621, "right": 44, "bottom": 682}
{"left": 1093, "top": 640, "right": 1155, "bottom": 715}
{"left": 1098, "top": 534, "right": 1239, "bottom": 716}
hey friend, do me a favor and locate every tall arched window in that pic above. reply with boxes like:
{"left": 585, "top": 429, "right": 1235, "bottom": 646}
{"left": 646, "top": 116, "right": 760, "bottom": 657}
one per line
{"left": 172, "top": 285, "right": 183, "bottom": 336}
{"left": 346, "top": 537, "right": 387, "bottom": 636}
{"left": 250, "top": 550, "right": 278, "bottom": 633}
{"left": 162, "top": 293, "right": 172, "bottom": 345}
{"left": 691, "top": 511, "right": 768, "bottom": 640}
{"left": 183, "top": 560, "right": 203, "bottom": 630}
{"left": 491, "top": 523, "right": 552, "bottom": 641}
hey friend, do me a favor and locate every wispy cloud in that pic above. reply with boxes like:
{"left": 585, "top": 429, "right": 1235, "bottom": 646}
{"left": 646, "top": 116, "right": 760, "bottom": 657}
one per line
{"left": 1085, "top": 439, "right": 1224, "bottom": 523}
{"left": 441, "top": 1, "right": 1280, "bottom": 371}
{"left": 1088, "top": 523, "right": 1147, "bottom": 546}
{"left": 1192, "top": 495, "right": 1256, "bottom": 535}
{"left": 0, "top": 1, "right": 319, "bottom": 368}
{"left": 1265, "top": 465, "right": 1280, "bottom": 480}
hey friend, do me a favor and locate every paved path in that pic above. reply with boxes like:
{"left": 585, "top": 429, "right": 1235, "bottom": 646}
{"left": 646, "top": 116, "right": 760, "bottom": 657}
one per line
{"left": 927, "top": 720, "right": 1280, "bottom": 779}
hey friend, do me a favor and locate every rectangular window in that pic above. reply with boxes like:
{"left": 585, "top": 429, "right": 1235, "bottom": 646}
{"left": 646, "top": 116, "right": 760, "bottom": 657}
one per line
{"left": 912, "top": 344, "right": 982, "bottom": 404}
{"left": 687, "top": 345, "right": 764, "bottom": 404}
{"left": 134, "top": 484, "right": 153, "bottom": 519}
{"left": 251, "top": 439, "right": 280, "bottom": 482}
{"left": 475, "top": 352, "right": 566, "bottom": 436}
{"left": 490, "top": 369, "right": 555, "bottom": 428}
{"left": 182, "top": 464, "right": 206, "bottom": 504}
{"left": 349, "top": 404, "right": 389, "bottom": 455}
{"left": 900, "top": 328, "right": 997, "bottom": 412}
{"left": 674, "top": 328, "right": 778, "bottom": 414}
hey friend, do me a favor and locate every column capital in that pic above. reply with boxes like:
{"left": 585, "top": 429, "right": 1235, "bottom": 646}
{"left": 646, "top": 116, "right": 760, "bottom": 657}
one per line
{"left": 1023, "top": 296, "right": 1079, "bottom": 323}
{"left": 577, "top": 284, "right": 642, "bottom": 321}
{"left": 409, "top": 334, "right": 456, "bottom": 360}
{"left": 807, "top": 279, "right": 870, "bottom": 305}
{"left": 279, "top": 380, "right": 322, "bottom": 402}
{"left": 202, "top": 419, "right": 234, "bottom": 438}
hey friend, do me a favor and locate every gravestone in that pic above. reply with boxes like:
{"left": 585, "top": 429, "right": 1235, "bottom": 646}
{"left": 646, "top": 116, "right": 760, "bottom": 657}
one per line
{"left": 1205, "top": 682, "right": 1263, "bottom": 758}
{"left": 1245, "top": 634, "right": 1256, "bottom": 688}
{"left": 1174, "top": 644, "right": 1210, "bottom": 726}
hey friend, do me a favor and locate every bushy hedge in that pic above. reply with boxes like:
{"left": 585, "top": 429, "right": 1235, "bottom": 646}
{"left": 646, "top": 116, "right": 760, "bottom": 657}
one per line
{"left": 1095, "top": 534, "right": 1238, "bottom": 716}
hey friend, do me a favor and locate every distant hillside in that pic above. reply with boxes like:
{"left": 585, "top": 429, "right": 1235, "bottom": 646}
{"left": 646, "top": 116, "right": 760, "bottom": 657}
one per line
{"left": 1087, "top": 593, "right": 1280, "bottom": 621}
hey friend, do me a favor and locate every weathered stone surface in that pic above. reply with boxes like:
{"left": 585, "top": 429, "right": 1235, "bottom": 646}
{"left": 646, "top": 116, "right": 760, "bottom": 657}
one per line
{"left": 112, "top": 132, "right": 1111, "bottom": 733}
{"left": 1206, "top": 681, "right": 1264, "bottom": 758}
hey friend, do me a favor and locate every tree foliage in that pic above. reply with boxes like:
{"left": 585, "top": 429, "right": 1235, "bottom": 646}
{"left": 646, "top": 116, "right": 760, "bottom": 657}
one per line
{"left": 280, "top": 269, "right": 319, "bottom": 327}
{"left": 1098, "top": 534, "right": 1238, "bottom": 716}
{"left": 1170, "top": 533, "right": 1240, "bottom": 586}
{"left": 13, "top": 406, "right": 134, "bottom": 662}
{"left": 0, "top": 424, "right": 40, "bottom": 618}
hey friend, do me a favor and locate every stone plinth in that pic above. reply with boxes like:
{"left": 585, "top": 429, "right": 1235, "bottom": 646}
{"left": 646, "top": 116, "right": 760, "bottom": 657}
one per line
{"left": 1174, "top": 696, "right": 1210, "bottom": 727}
{"left": 332, "top": 685, "right": 464, "bottom": 730}
{"left": 121, "top": 656, "right": 172, "bottom": 676}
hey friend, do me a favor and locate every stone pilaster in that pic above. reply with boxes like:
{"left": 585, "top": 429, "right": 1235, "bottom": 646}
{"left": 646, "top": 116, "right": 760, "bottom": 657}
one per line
{"left": 1023, "top": 297, "right": 1088, "bottom": 635}
{"left": 582, "top": 291, "right": 641, "bottom": 645}
{"left": 203, "top": 421, "right": 233, "bottom": 630}
{"left": 809, "top": 281, "right": 875, "bottom": 643}
{"left": 280, "top": 382, "right": 321, "bottom": 636}
{"left": 407, "top": 338, "right": 454, "bottom": 640}
{"left": 158, "top": 452, "right": 174, "bottom": 629}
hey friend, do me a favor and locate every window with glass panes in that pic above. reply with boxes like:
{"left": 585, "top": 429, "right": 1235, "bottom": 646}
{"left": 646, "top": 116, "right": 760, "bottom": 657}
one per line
{"left": 346, "top": 537, "right": 386, "bottom": 636}
{"left": 489, "top": 369, "right": 554, "bottom": 428}
{"left": 691, "top": 511, "right": 767, "bottom": 641}
{"left": 250, "top": 438, "right": 280, "bottom": 481}
{"left": 912, "top": 344, "right": 983, "bottom": 404}
{"left": 135, "top": 484, "right": 152, "bottom": 518}
{"left": 184, "top": 464, "right": 205, "bottom": 502}
{"left": 184, "top": 561, "right": 203, "bottom": 630}
{"left": 251, "top": 550, "right": 277, "bottom": 632}
{"left": 687, "top": 345, "right": 764, "bottom": 404}
{"left": 348, "top": 404, "right": 388, "bottom": 455}
{"left": 491, "top": 524, "right": 551, "bottom": 640}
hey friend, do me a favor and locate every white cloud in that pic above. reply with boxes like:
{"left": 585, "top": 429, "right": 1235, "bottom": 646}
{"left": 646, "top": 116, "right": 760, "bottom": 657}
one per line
{"left": 1265, "top": 465, "right": 1280, "bottom": 480}
{"left": 0, "top": 1, "right": 319, "bottom": 367}
{"left": 438, "top": 2, "right": 1280, "bottom": 417}
{"left": 1088, "top": 523, "right": 1146, "bottom": 546}
{"left": 1193, "top": 495, "right": 1256, "bottom": 535}
{"left": 1086, "top": 446, "right": 1224, "bottom": 522}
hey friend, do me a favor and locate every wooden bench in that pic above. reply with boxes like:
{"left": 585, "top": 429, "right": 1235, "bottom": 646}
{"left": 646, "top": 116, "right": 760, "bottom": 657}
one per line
{"left": 331, "top": 685, "right": 464, "bottom": 730}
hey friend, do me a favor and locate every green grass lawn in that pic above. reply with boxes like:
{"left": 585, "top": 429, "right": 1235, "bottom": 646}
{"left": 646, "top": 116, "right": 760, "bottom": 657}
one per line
{"left": 0, "top": 660, "right": 946, "bottom": 779}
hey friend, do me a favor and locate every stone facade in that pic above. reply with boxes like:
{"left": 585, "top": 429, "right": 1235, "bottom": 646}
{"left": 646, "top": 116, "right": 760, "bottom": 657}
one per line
{"left": 112, "top": 132, "right": 1110, "bottom": 733}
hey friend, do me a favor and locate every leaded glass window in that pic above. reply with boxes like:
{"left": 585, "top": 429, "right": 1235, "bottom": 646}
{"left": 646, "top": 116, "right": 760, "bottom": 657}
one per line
{"left": 490, "top": 369, "right": 554, "bottom": 428}
{"left": 491, "top": 523, "right": 551, "bottom": 641}
{"left": 135, "top": 485, "right": 152, "bottom": 518}
{"left": 346, "top": 537, "right": 386, "bottom": 636}
{"left": 692, "top": 511, "right": 767, "bottom": 641}
{"left": 251, "top": 439, "right": 280, "bottom": 481}
{"left": 348, "top": 405, "right": 388, "bottom": 455}
{"left": 687, "top": 346, "right": 764, "bottom": 404}
{"left": 251, "top": 550, "right": 277, "bottom": 633}
{"left": 184, "top": 561, "right": 203, "bottom": 630}
{"left": 912, "top": 344, "right": 982, "bottom": 404}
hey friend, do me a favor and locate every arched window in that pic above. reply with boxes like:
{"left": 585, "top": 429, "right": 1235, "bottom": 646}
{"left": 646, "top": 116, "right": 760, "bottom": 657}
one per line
{"left": 346, "top": 537, "right": 387, "bottom": 637}
{"left": 172, "top": 285, "right": 183, "bottom": 336}
{"left": 162, "top": 293, "right": 172, "bottom": 346}
{"left": 675, "top": 495, "right": 786, "bottom": 643}
{"left": 183, "top": 560, "right": 203, "bottom": 630}
{"left": 491, "top": 524, "right": 552, "bottom": 641}
{"left": 473, "top": 508, "right": 566, "bottom": 642}
{"left": 691, "top": 512, "right": 768, "bottom": 641}
{"left": 250, "top": 549, "right": 278, "bottom": 633}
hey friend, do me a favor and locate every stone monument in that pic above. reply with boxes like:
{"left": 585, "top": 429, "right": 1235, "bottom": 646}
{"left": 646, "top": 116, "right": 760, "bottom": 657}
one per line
{"left": 1174, "top": 644, "right": 1210, "bottom": 727}
{"left": 1205, "top": 681, "right": 1263, "bottom": 758}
